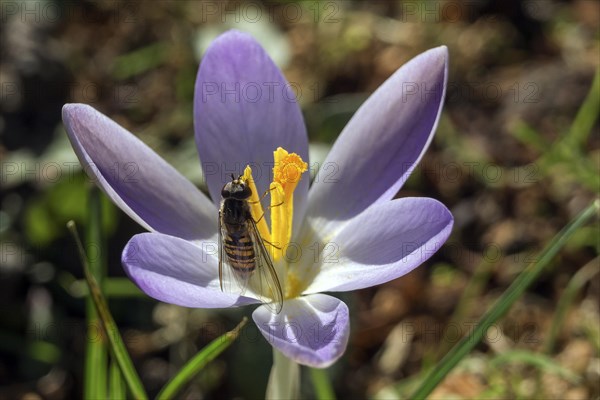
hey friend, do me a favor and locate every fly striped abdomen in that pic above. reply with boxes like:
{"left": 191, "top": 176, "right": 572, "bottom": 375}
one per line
{"left": 223, "top": 229, "right": 256, "bottom": 278}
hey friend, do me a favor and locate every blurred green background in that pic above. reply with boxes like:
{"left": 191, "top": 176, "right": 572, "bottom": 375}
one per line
{"left": 1, "top": 0, "right": 598, "bottom": 399}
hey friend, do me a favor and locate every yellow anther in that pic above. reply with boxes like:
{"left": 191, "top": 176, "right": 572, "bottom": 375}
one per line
{"left": 273, "top": 147, "right": 308, "bottom": 203}
{"left": 243, "top": 166, "right": 270, "bottom": 243}
{"left": 243, "top": 148, "right": 307, "bottom": 264}
{"left": 269, "top": 181, "right": 286, "bottom": 262}
{"left": 271, "top": 148, "right": 308, "bottom": 262}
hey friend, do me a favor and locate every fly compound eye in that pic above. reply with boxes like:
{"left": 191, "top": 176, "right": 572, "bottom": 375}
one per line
{"left": 221, "top": 183, "right": 231, "bottom": 198}
{"left": 242, "top": 185, "right": 252, "bottom": 198}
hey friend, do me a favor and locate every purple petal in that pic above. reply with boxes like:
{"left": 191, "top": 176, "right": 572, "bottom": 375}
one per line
{"left": 62, "top": 104, "right": 217, "bottom": 241}
{"left": 194, "top": 30, "right": 309, "bottom": 230}
{"left": 122, "top": 232, "right": 258, "bottom": 308}
{"left": 307, "top": 47, "right": 448, "bottom": 233}
{"left": 253, "top": 294, "right": 349, "bottom": 368}
{"left": 304, "top": 197, "right": 453, "bottom": 293}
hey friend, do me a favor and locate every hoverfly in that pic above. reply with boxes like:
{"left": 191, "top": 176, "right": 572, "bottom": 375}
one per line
{"left": 218, "top": 174, "right": 283, "bottom": 314}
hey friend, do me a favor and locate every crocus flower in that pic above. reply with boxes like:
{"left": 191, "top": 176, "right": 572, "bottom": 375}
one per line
{"left": 62, "top": 30, "right": 453, "bottom": 368}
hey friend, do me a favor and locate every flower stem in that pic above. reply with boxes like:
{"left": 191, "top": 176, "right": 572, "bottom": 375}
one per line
{"left": 84, "top": 186, "right": 107, "bottom": 399}
{"left": 266, "top": 350, "right": 300, "bottom": 400}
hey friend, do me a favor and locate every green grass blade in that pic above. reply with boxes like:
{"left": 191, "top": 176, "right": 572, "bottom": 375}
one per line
{"left": 511, "top": 120, "right": 551, "bottom": 153}
{"left": 84, "top": 186, "right": 107, "bottom": 399}
{"left": 156, "top": 317, "right": 248, "bottom": 400}
{"left": 410, "top": 200, "right": 599, "bottom": 399}
{"left": 435, "top": 259, "right": 495, "bottom": 358}
{"left": 567, "top": 67, "right": 600, "bottom": 147}
{"left": 68, "top": 221, "right": 148, "bottom": 400}
{"left": 112, "top": 42, "right": 168, "bottom": 80}
{"left": 490, "top": 350, "right": 581, "bottom": 384}
{"left": 309, "top": 367, "right": 336, "bottom": 400}
{"left": 73, "top": 277, "right": 146, "bottom": 298}
{"left": 109, "top": 358, "right": 127, "bottom": 399}
{"left": 544, "top": 257, "right": 600, "bottom": 353}
{"left": 103, "top": 277, "right": 145, "bottom": 297}
{"left": 511, "top": 70, "right": 599, "bottom": 190}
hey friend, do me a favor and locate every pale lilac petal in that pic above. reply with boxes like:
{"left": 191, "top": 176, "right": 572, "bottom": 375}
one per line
{"left": 122, "top": 232, "right": 257, "bottom": 308}
{"left": 252, "top": 294, "right": 349, "bottom": 368}
{"left": 304, "top": 197, "right": 453, "bottom": 293}
{"left": 307, "top": 47, "right": 448, "bottom": 234}
{"left": 194, "top": 30, "right": 309, "bottom": 230}
{"left": 62, "top": 104, "right": 217, "bottom": 241}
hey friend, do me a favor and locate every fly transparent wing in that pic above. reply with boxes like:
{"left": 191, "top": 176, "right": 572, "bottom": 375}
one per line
{"left": 248, "top": 218, "right": 284, "bottom": 314}
{"left": 218, "top": 208, "right": 225, "bottom": 291}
